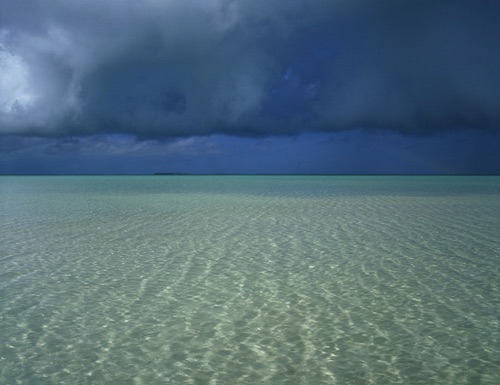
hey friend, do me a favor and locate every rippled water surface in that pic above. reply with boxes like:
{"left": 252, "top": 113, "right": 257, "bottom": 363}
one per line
{"left": 1, "top": 176, "right": 499, "bottom": 384}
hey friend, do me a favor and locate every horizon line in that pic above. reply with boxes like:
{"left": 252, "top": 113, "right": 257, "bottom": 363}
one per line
{"left": 1, "top": 173, "right": 499, "bottom": 177}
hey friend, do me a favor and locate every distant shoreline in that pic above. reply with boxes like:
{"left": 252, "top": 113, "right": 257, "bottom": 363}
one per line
{"left": 1, "top": 173, "right": 499, "bottom": 177}
{"left": 153, "top": 172, "right": 191, "bottom": 176}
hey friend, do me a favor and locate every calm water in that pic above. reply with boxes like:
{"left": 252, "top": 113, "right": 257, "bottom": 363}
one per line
{"left": 1, "top": 176, "right": 499, "bottom": 385}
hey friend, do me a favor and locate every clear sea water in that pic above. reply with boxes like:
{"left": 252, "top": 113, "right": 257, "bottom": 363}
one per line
{"left": 1, "top": 176, "right": 499, "bottom": 385}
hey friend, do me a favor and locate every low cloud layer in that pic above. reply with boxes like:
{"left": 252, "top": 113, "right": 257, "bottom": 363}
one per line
{"left": 1, "top": 0, "right": 499, "bottom": 138}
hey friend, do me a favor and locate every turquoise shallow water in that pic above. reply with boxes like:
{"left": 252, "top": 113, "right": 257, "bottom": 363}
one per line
{"left": 1, "top": 176, "right": 499, "bottom": 384}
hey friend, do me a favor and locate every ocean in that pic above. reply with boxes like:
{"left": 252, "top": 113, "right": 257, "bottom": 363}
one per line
{"left": 1, "top": 176, "right": 499, "bottom": 384}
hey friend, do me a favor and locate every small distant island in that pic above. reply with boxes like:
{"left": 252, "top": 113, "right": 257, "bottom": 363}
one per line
{"left": 153, "top": 172, "right": 191, "bottom": 175}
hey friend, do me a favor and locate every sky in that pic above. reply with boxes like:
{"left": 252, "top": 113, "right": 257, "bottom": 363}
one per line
{"left": 1, "top": 0, "right": 499, "bottom": 174}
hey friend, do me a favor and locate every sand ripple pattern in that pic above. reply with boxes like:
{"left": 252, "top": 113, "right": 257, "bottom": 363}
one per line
{"left": 1, "top": 176, "right": 499, "bottom": 384}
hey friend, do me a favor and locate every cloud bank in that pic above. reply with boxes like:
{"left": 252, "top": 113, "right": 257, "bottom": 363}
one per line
{"left": 1, "top": 0, "right": 499, "bottom": 138}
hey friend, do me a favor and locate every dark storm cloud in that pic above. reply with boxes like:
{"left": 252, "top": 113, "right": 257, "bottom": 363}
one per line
{"left": 1, "top": 0, "right": 499, "bottom": 139}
